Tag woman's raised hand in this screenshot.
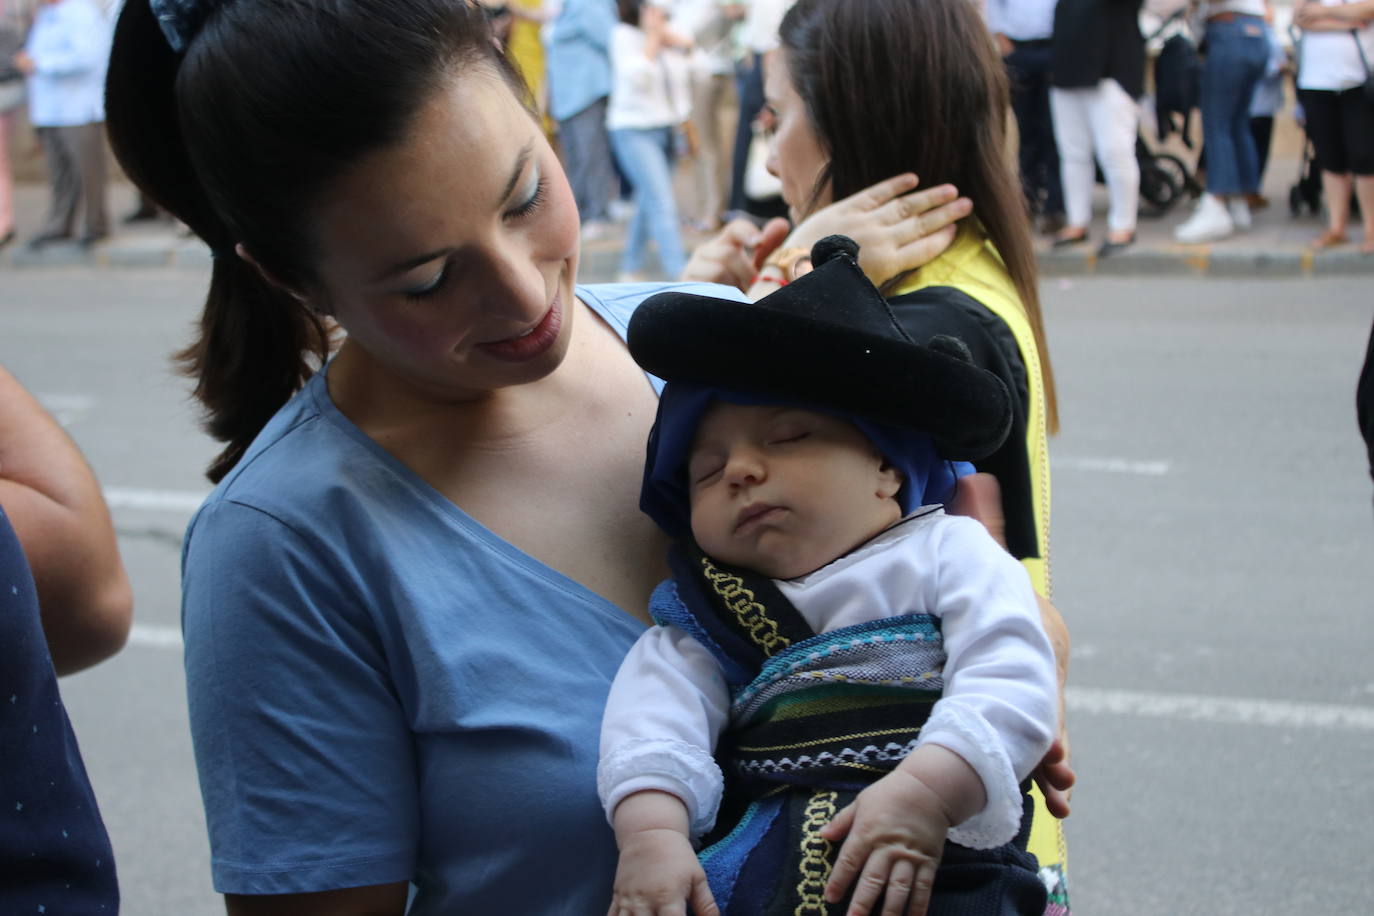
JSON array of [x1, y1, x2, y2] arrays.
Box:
[[785, 173, 972, 289], [680, 216, 791, 290]]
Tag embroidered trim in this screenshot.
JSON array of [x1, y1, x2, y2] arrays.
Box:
[[700, 556, 791, 654], [794, 790, 838, 915], [736, 738, 920, 778]]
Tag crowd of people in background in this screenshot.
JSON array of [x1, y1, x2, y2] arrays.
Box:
[[0, 1, 1370, 259]]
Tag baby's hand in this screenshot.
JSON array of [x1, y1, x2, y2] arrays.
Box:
[[818, 769, 954, 916], [608, 827, 719, 916]]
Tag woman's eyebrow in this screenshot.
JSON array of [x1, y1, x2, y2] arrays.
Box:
[[373, 142, 536, 282]]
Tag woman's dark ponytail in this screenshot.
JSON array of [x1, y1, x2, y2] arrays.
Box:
[[105, 0, 512, 481], [181, 259, 330, 483]]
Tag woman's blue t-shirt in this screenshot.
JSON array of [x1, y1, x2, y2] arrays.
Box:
[[181, 283, 743, 913]]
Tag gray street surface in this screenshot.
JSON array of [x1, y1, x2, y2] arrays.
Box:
[[2, 265, 1372, 915]]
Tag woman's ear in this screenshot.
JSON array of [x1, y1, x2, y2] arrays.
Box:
[[876, 459, 904, 500]]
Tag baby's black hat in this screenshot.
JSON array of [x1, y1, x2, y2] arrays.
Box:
[[627, 235, 1013, 462]]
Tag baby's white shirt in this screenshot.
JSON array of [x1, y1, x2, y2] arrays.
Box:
[[597, 509, 1058, 850]]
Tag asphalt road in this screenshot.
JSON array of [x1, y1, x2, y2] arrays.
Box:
[[2, 266, 1371, 915]]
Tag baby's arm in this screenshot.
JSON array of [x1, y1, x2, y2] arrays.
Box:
[[599, 621, 730, 914], [609, 790, 720, 916], [819, 743, 985, 916], [818, 515, 1057, 915]]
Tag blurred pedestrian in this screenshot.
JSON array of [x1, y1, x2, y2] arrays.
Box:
[[1293, 0, 1374, 253], [15, 0, 111, 248], [725, 0, 789, 222], [548, 0, 619, 236], [0, 0, 27, 248], [987, 0, 1066, 236], [673, 0, 742, 231], [0, 362, 131, 912], [1049, 0, 1145, 257], [1244, 3, 1287, 210], [607, 0, 691, 278], [1173, 1, 1269, 244]]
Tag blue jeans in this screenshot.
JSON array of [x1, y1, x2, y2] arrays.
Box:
[[1200, 18, 1269, 196], [558, 97, 615, 224], [610, 126, 686, 278]]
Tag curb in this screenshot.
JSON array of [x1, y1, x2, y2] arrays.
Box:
[[1037, 245, 1374, 277], [4, 235, 1371, 278]]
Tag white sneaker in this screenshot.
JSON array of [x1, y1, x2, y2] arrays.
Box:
[[1174, 194, 1233, 244], [1227, 197, 1252, 232]]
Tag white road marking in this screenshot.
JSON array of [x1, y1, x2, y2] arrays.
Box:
[[1052, 457, 1172, 476], [1066, 686, 1374, 732], [128, 623, 184, 650], [37, 393, 96, 427], [104, 488, 208, 513], [115, 628, 1374, 733]]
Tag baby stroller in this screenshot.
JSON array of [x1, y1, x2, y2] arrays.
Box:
[[1137, 8, 1204, 216], [1289, 134, 1323, 217]]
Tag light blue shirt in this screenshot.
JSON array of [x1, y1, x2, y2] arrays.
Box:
[[546, 0, 618, 122], [984, 0, 1057, 42], [23, 0, 110, 127], [181, 282, 747, 913]]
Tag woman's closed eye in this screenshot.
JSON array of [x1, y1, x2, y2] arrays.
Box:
[[403, 264, 451, 300], [505, 175, 548, 222]]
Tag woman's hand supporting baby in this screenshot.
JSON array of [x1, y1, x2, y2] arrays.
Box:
[[609, 790, 720, 916], [818, 744, 986, 916]]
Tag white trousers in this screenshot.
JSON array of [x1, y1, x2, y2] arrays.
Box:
[[1050, 79, 1141, 233]]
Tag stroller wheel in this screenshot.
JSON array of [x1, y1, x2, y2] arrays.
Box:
[[1140, 163, 1183, 217]]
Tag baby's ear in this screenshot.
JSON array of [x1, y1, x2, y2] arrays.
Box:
[[876, 459, 904, 500]]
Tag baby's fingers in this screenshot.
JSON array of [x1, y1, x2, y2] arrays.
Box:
[[689, 873, 720, 916], [819, 801, 856, 842], [842, 849, 894, 916], [822, 825, 869, 904]]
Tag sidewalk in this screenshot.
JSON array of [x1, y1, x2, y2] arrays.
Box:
[[4, 152, 1371, 277]]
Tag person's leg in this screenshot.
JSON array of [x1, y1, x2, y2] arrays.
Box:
[[1247, 115, 1274, 208], [0, 113, 13, 241], [1341, 87, 1374, 251], [612, 127, 685, 278], [1006, 46, 1041, 214], [559, 98, 613, 225], [1087, 78, 1140, 240], [35, 126, 77, 241], [1198, 23, 1261, 196], [727, 53, 765, 215], [609, 129, 647, 274], [1250, 116, 1274, 187], [1299, 89, 1351, 246], [73, 122, 108, 240], [1010, 45, 1063, 223], [690, 71, 728, 228], [1048, 87, 1095, 240]]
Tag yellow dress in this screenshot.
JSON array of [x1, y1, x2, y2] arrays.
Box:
[[896, 225, 1069, 914], [504, 0, 553, 137]]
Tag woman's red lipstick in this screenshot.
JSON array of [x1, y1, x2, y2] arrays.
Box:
[[477, 295, 563, 362]]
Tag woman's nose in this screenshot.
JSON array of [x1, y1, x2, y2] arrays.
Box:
[[484, 238, 551, 324]]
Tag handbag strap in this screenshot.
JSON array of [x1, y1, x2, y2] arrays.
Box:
[[1354, 28, 1373, 79]]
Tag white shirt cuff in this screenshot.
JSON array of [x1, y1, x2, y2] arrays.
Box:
[[917, 699, 1024, 850], [597, 737, 725, 839]]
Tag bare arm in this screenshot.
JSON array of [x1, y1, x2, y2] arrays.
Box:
[[225, 883, 410, 916], [0, 365, 132, 675]]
